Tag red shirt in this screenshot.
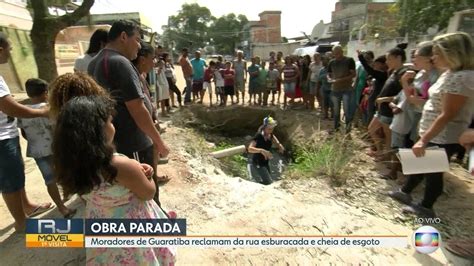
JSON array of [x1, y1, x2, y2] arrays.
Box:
[[204, 68, 213, 82], [223, 69, 234, 86]]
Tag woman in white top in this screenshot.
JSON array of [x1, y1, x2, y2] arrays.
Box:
[[74, 29, 108, 73], [389, 32, 474, 218]]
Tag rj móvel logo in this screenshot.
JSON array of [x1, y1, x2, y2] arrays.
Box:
[[26, 219, 84, 248]]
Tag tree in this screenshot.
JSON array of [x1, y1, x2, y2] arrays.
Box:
[[396, 0, 473, 36], [163, 3, 213, 52], [28, 0, 94, 82], [161, 3, 248, 55], [209, 14, 248, 54]]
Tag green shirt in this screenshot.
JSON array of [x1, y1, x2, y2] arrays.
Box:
[[258, 69, 268, 87]]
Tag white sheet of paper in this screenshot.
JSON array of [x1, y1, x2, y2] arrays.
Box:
[[397, 148, 450, 175]]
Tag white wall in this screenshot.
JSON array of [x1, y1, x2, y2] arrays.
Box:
[[346, 39, 417, 61], [252, 42, 302, 60]]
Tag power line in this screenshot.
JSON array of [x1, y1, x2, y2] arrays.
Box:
[[165, 25, 282, 35]]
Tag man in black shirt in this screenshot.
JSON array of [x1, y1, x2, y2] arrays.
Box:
[[88, 20, 169, 204], [327, 46, 356, 133]]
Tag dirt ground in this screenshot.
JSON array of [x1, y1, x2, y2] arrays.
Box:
[[1, 66, 473, 265]]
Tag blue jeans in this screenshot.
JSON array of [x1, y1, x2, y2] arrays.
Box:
[[34, 156, 54, 185], [184, 77, 193, 103], [0, 137, 25, 193], [331, 90, 354, 130], [321, 89, 333, 110]]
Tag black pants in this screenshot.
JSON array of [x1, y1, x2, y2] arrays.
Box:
[[167, 78, 182, 105], [401, 143, 461, 209], [122, 145, 161, 206]]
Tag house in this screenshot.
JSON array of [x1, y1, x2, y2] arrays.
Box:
[[328, 0, 397, 44], [242, 11, 282, 56]]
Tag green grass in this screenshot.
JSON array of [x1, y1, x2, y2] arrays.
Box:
[[288, 136, 354, 186]]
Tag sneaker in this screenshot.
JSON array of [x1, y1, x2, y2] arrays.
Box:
[[402, 203, 436, 218], [388, 189, 413, 205]]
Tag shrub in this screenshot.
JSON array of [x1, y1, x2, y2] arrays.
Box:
[[288, 136, 354, 186]]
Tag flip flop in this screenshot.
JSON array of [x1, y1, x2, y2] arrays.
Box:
[[63, 208, 77, 219], [27, 203, 53, 218], [158, 157, 169, 165]]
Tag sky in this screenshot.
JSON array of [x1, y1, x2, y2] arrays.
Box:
[[90, 0, 338, 38]]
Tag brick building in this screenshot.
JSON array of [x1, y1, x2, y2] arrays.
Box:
[[329, 0, 397, 44], [243, 11, 282, 56]]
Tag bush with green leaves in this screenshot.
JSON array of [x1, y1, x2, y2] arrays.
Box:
[[288, 137, 354, 186]]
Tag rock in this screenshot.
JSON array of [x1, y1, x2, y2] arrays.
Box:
[[206, 142, 216, 149], [244, 135, 253, 141], [205, 166, 216, 175]]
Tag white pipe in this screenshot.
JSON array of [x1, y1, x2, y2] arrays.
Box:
[[210, 145, 246, 159]]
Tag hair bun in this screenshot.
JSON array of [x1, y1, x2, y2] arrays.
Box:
[[396, 43, 408, 50]]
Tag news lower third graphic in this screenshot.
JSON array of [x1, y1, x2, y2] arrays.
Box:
[[27, 218, 413, 249], [413, 225, 441, 254]]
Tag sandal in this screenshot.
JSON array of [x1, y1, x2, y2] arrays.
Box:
[[26, 202, 53, 218], [157, 157, 169, 165]]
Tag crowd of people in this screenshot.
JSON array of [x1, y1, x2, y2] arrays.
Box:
[[0, 17, 473, 264]]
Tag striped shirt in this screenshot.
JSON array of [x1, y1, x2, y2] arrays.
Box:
[[283, 64, 298, 82]]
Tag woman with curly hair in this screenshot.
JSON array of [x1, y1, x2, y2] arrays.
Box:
[[48, 72, 109, 119]]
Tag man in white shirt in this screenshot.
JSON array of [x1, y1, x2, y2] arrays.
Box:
[[0, 32, 51, 231]]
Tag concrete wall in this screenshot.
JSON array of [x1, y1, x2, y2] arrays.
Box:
[[346, 38, 417, 62], [0, 1, 32, 30], [251, 42, 302, 60], [55, 25, 111, 68], [0, 27, 37, 93]]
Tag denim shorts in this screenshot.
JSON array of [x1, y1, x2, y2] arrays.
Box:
[[284, 82, 296, 95], [234, 78, 245, 92], [34, 155, 54, 185], [376, 113, 393, 125], [309, 81, 318, 95], [0, 137, 26, 193], [391, 131, 407, 149]]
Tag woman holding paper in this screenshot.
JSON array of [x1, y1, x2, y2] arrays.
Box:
[[389, 32, 474, 218]]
